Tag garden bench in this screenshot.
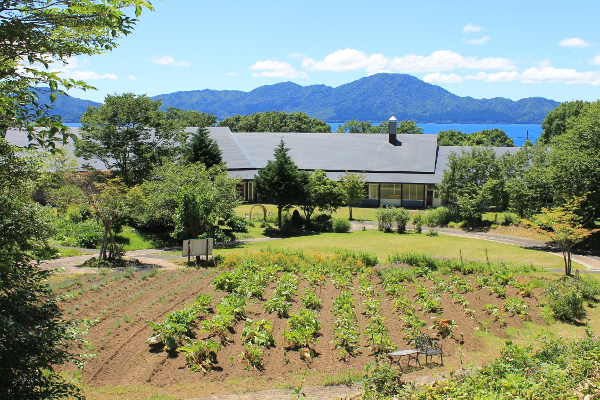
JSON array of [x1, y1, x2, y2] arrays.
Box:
[[387, 334, 443, 370]]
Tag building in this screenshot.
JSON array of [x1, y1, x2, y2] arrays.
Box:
[[207, 125, 519, 208]]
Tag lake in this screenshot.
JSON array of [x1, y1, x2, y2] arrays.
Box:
[[65, 122, 542, 147], [328, 123, 542, 147]]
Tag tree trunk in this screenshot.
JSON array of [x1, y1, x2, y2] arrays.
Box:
[[277, 205, 283, 228], [99, 230, 108, 260], [349, 206, 353, 220]]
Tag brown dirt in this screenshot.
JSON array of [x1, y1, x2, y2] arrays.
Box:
[[56, 266, 547, 399]]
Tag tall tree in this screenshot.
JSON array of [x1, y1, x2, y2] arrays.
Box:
[[181, 127, 223, 167], [540, 100, 590, 144], [161, 107, 217, 128], [437, 129, 469, 146], [0, 0, 154, 147], [397, 120, 423, 134], [467, 128, 514, 147], [254, 139, 307, 228], [336, 119, 387, 133], [76, 93, 185, 186], [338, 172, 366, 220], [218, 111, 331, 133], [438, 148, 505, 223]]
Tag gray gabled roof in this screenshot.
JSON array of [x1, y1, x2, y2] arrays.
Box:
[[209, 128, 439, 173]]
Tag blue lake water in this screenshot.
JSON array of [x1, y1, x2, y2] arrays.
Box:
[[65, 122, 542, 147], [328, 123, 542, 147]]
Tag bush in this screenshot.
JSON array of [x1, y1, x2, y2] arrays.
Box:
[[544, 275, 599, 322], [363, 361, 405, 399], [226, 216, 248, 233], [332, 218, 351, 233], [376, 206, 395, 232], [412, 213, 423, 233], [394, 207, 411, 234], [424, 206, 456, 227], [312, 214, 333, 232]]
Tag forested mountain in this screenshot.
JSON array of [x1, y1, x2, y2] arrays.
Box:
[[45, 73, 559, 123]]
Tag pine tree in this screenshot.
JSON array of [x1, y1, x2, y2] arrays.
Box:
[[182, 127, 223, 167]]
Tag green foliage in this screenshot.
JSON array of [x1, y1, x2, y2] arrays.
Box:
[[300, 170, 344, 224], [264, 296, 293, 318], [544, 275, 599, 321], [146, 294, 213, 350], [0, 0, 154, 147], [439, 148, 505, 223], [394, 207, 411, 233], [423, 206, 456, 227], [179, 339, 221, 373], [437, 128, 514, 146], [218, 111, 331, 133], [363, 360, 405, 399], [180, 127, 223, 167], [339, 172, 366, 220], [134, 163, 240, 237], [336, 119, 387, 133], [300, 288, 323, 310], [376, 206, 395, 232], [241, 319, 276, 347], [412, 212, 423, 233], [242, 343, 265, 370], [283, 308, 322, 350], [332, 218, 351, 233], [77, 93, 185, 187], [540, 100, 590, 144], [254, 139, 307, 228], [401, 335, 600, 399]]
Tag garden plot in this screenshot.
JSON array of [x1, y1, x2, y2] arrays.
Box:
[[52, 248, 570, 398]]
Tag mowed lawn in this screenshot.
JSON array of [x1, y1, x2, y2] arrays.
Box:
[[214, 229, 571, 271]]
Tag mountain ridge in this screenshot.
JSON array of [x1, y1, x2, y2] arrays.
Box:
[[48, 73, 559, 124]]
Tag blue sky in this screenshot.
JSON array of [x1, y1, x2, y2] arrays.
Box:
[[57, 0, 600, 104]]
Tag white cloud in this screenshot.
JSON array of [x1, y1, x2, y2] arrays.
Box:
[[50, 67, 117, 80], [226, 72, 241, 77], [520, 66, 600, 85], [423, 73, 464, 83], [590, 55, 600, 66], [463, 36, 491, 45], [463, 23, 484, 33], [151, 55, 191, 67], [558, 38, 592, 48], [466, 71, 520, 82], [288, 53, 306, 59], [388, 50, 515, 72], [250, 60, 308, 78], [301, 49, 515, 74], [303, 49, 388, 74], [129, 76, 137, 80]]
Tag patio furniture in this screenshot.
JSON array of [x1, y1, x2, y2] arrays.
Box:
[[414, 334, 443, 365]]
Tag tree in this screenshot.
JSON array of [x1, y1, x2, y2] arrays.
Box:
[[181, 127, 223, 167], [466, 128, 514, 147], [218, 111, 331, 133], [76, 93, 186, 186], [438, 148, 505, 223], [338, 172, 366, 220], [437, 129, 468, 146], [133, 163, 240, 235], [161, 107, 217, 128], [0, 139, 85, 399], [254, 139, 307, 228], [547, 100, 600, 213], [525, 194, 600, 275], [299, 170, 344, 225], [397, 120, 423, 134], [336, 120, 387, 133], [503, 145, 553, 218], [0, 0, 154, 147], [540, 100, 589, 144]]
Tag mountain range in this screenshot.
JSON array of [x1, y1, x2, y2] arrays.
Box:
[[48, 73, 560, 124]]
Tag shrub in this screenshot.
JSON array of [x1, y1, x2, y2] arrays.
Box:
[[241, 319, 275, 347], [363, 361, 405, 399], [179, 339, 221, 372], [332, 218, 351, 233], [424, 206, 456, 227], [394, 207, 411, 234], [544, 277, 587, 321], [226, 215, 248, 233], [413, 213, 423, 233], [376, 206, 395, 232], [312, 214, 333, 232]]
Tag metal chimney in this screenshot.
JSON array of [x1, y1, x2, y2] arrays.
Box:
[[388, 116, 398, 145]]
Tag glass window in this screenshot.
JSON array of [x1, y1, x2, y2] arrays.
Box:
[[368, 184, 379, 199], [402, 184, 425, 201]]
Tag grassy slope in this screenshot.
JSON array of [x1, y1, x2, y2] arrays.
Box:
[[214, 230, 571, 270]]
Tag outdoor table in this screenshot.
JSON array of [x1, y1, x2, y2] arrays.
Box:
[[387, 349, 421, 371]]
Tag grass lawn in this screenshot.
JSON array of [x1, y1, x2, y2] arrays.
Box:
[[214, 229, 573, 270], [235, 204, 380, 222]]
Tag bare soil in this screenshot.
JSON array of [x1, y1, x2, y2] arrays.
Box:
[[55, 265, 545, 399]]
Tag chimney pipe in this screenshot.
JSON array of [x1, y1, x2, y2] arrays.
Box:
[[388, 116, 397, 145]]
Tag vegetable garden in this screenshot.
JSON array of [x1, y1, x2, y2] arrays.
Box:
[[51, 249, 600, 399]]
